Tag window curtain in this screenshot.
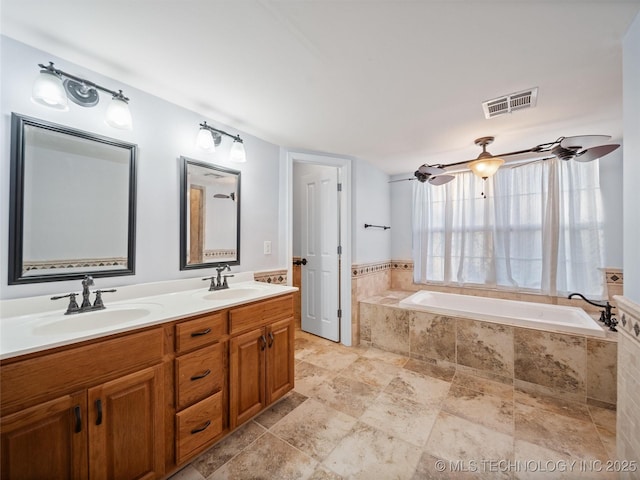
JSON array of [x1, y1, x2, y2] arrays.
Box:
[[412, 158, 605, 297]]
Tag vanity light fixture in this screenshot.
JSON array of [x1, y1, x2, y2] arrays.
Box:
[[196, 121, 247, 163], [31, 62, 133, 130]]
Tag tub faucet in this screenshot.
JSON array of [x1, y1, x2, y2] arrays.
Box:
[[568, 292, 617, 331]]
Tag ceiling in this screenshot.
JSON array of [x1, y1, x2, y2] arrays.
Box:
[[2, 1, 639, 175]]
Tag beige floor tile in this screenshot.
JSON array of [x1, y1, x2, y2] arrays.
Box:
[[322, 422, 422, 480], [309, 464, 344, 479], [209, 432, 317, 480], [514, 403, 608, 461], [384, 367, 451, 406], [411, 452, 480, 479], [360, 391, 440, 447], [303, 345, 360, 371], [595, 425, 617, 461], [294, 360, 337, 397], [168, 465, 205, 480], [443, 384, 514, 435], [254, 390, 308, 429], [514, 389, 592, 423], [589, 405, 617, 432], [190, 421, 267, 477], [453, 371, 514, 399], [403, 357, 456, 382], [513, 440, 617, 480], [362, 346, 410, 367], [270, 398, 357, 461], [424, 411, 514, 473], [339, 355, 404, 389], [308, 375, 381, 418]]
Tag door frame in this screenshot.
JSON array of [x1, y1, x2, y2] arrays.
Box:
[[283, 151, 352, 346]]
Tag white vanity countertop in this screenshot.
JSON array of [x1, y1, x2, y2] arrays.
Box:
[[0, 277, 297, 360]]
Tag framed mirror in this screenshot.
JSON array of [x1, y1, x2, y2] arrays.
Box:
[[8, 113, 137, 284], [180, 157, 241, 270]]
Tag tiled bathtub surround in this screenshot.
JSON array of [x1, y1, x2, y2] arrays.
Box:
[[360, 291, 617, 406], [615, 295, 640, 477], [351, 262, 391, 345], [172, 330, 618, 480]]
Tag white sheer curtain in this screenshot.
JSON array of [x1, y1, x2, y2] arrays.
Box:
[[412, 158, 605, 297]]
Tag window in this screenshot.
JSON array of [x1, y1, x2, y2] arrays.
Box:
[[412, 158, 605, 297]]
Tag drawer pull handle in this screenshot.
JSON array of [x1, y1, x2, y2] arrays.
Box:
[[95, 399, 103, 426], [190, 369, 211, 381], [190, 420, 211, 434], [191, 328, 211, 337], [268, 332, 274, 348], [260, 335, 267, 351], [73, 405, 82, 433]]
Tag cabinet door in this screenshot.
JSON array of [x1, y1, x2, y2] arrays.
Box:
[[229, 327, 266, 429], [1, 392, 88, 480], [88, 365, 164, 480], [266, 318, 295, 404]]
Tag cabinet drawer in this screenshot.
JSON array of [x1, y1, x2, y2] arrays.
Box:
[[176, 313, 226, 353], [229, 295, 293, 335], [175, 391, 223, 464], [175, 343, 223, 410]]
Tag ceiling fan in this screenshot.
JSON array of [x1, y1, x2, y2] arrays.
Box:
[[391, 135, 620, 185]]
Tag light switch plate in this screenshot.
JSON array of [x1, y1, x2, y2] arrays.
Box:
[[263, 241, 272, 255]]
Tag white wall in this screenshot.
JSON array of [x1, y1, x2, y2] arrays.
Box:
[[623, 13, 640, 304], [352, 158, 391, 264], [1, 36, 284, 299], [389, 156, 625, 268]]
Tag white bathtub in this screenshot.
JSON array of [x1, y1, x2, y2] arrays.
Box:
[[399, 290, 606, 338]]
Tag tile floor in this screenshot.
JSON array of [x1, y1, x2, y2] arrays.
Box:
[[170, 330, 618, 479]]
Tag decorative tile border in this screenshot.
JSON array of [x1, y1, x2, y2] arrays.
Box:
[[351, 261, 392, 278], [615, 295, 640, 344], [254, 269, 288, 285], [605, 268, 623, 285], [23, 257, 127, 272], [203, 249, 237, 260], [390, 260, 414, 271]]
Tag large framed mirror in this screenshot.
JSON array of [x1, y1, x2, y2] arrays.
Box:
[[180, 157, 241, 270], [8, 113, 137, 284]]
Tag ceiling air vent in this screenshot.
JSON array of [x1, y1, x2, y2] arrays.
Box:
[[482, 87, 538, 119]]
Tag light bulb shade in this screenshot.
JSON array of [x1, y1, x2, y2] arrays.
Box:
[[196, 128, 216, 152], [468, 157, 504, 178], [105, 96, 133, 130], [229, 140, 246, 163], [32, 70, 68, 110]]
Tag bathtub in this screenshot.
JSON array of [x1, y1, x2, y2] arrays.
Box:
[[399, 290, 606, 338]]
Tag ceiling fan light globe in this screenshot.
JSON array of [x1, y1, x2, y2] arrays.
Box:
[[468, 158, 504, 178]]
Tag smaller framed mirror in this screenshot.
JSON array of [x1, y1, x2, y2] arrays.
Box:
[[180, 157, 240, 270]]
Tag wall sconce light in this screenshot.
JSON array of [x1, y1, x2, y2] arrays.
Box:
[[32, 62, 133, 130], [468, 136, 504, 179], [196, 121, 246, 163]]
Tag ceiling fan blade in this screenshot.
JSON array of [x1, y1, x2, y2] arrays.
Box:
[[428, 174, 455, 186], [418, 164, 446, 175], [560, 135, 611, 150], [388, 177, 416, 183], [574, 144, 620, 162]]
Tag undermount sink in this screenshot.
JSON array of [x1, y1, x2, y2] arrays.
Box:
[[198, 288, 264, 301], [32, 303, 163, 335]]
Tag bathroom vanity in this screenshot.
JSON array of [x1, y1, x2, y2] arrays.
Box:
[[0, 279, 296, 479]]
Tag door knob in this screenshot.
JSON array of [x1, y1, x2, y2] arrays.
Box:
[[293, 258, 307, 266]]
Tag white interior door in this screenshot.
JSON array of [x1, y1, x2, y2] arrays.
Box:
[[301, 167, 340, 341]]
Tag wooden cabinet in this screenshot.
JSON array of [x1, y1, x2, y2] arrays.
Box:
[[1, 392, 88, 480], [88, 366, 164, 480], [0, 291, 295, 479], [0, 328, 165, 480], [229, 295, 294, 429], [173, 312, 227, 464]]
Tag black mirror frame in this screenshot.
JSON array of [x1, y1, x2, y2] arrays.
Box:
[[179, 157, 241, 271], [8, 113, 137, 284]]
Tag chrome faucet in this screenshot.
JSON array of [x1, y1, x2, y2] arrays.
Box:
[[568, 292, 617, 331], [51, 275, 117, 315], [203, 264, 233, 291]]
